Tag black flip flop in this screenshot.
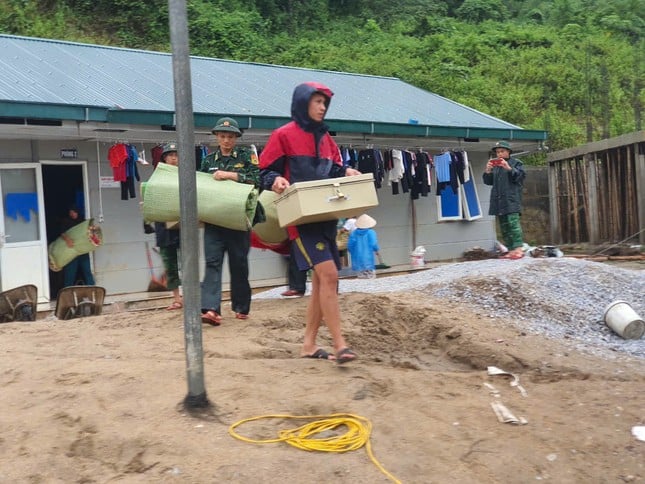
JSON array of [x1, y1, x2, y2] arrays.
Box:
[[302, 348, 334, 360], [336, 348, 357, 364]]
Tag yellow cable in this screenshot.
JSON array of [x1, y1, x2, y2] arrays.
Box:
[[229, 413, 402, 484]]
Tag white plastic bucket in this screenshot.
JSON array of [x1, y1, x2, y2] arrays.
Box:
[[603, 300, 645, 340], [410, 246, 426, 268], [410, 255, 425, 268]]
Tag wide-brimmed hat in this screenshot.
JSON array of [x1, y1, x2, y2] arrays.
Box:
[[212, 117, 242, 136], [492, 140, 512, 152], [355, 214, 377, 229]]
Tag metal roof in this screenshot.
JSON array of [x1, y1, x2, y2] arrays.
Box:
[[0, 34, 547, 146]]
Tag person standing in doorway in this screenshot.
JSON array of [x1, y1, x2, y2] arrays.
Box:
[[60, 204, 96, 287], [482, 140, 527, 260], [154, 143, 183, 310], [260, 81, 362, 363], [200, 117, 260, 325]]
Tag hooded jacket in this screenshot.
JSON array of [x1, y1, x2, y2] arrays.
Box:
[[259, 82, 346, 190], [347, 227, 380, 272]]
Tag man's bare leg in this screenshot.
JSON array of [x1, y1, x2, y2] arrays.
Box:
[[306, 260, 350, 352], [301, 268, 324, 356]]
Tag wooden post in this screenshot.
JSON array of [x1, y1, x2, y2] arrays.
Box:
[[568, 160, 579, 242], [578, 155, 590, 242], [599, 152, 608, 240], [586, 153, 599, 244], [635, 140, 645, 245], [548, 161, 561, 244], [625, 146, 635, 239]]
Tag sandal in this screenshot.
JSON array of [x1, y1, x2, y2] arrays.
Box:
[[301, 348, 335, 360], [201, 310, 222, 326], [504, 250, 524, 260], [166, 301, 183, 311], [235, 312, 249, 320], [336, 347, 357, 364]]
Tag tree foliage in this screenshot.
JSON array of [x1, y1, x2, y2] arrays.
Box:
[[1, 0, 643, 156]]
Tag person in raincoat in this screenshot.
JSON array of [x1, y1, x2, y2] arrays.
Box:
[[482, 140, 526, 259], [347, 214, 380, 279], [259, 81, 361, 364]]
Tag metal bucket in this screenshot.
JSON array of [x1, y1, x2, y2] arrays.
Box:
[[603, 300, 645, 340]]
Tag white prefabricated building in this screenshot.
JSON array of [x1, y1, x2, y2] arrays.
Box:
[[0, 34, 548, 303]]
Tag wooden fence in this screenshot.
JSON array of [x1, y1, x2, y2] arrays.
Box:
[[547, 131, 645, 245]]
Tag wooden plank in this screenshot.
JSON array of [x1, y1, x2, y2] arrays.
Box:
[[586, 153, 599, 244], [547, 130, 645, 163]]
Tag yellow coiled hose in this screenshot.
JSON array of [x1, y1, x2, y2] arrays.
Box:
[[229, 413, 401, 483]]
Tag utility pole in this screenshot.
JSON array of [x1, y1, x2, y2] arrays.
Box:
[[168, 0, 210, 409]]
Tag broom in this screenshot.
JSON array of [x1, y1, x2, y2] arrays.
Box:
[[375, 251, 390, 270], [145, 241, 168, 292]]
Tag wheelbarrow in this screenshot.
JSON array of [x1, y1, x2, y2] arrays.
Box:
[[55, 285, 106, 320], [0, 284, 37, 323]]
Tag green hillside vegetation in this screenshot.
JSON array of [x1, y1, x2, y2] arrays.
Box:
[[1, 0, 643, 161]]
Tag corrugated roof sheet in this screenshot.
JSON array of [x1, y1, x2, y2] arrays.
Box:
[[0, 34, 540, 138]]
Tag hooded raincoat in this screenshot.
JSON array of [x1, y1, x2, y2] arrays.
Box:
[[482, 156, 526, 216], [347, 228, 380, 272], [259, 82, 346, 189]]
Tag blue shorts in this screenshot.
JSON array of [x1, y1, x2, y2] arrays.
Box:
[[292, 220, 341, 271]]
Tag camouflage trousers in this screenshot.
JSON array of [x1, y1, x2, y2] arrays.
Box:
[[498, 213, 524, 250], [160, 246, 181, 290]]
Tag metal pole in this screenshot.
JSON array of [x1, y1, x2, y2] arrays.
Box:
[[168, 0, 209, 408]]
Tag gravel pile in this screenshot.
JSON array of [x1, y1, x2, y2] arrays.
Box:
[[254, 258, 645, 360]]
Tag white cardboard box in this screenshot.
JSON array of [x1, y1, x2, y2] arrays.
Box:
[[274, 173, 378, 227]]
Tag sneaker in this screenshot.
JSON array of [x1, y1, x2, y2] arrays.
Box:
[[281, 289, 305, 298]]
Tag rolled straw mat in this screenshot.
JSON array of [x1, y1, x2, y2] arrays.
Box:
[[48, 219, 103, 272], [142, 163, 258, 231], [252, 190, 288, 244]]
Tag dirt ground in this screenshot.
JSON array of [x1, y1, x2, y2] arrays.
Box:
[[1, 263, 644, 483]]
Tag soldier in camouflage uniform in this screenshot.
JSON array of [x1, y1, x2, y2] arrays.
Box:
[[200, 117, 260, 325]]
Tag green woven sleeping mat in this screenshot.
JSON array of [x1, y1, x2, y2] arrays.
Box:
[[142, 163, 258, 231], [48, 219, 103, 272], [252, 189, 288, 244]]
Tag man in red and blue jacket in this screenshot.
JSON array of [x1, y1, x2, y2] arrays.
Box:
[[260, 82, 361, 364]]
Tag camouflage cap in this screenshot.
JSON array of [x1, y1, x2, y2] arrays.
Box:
[[212, 117, 242, 137], [162, 142, 178, 156]]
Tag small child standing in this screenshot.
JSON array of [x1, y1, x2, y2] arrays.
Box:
[[347, 214, 380, 279]]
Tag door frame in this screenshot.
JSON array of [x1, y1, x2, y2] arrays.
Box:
[[0, 162, 49, 302], [41, 160, 91, 301]]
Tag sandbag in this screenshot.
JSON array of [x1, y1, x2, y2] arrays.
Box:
[[141, 163, 258, 231], [48, 219, 103, 272], [251, 190, 288, 244]]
